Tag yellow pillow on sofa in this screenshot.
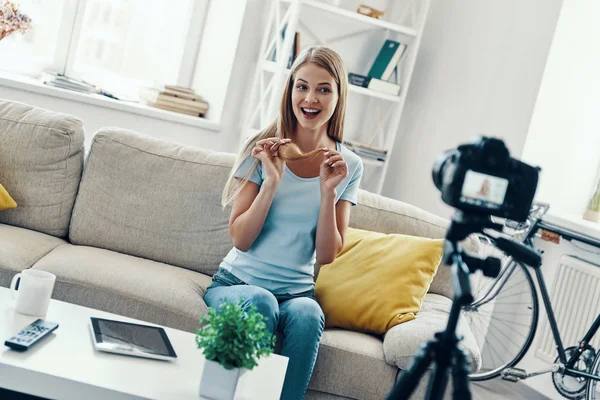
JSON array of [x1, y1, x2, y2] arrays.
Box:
[[315, 228, 443, 335], [0, 184, 17, 211]]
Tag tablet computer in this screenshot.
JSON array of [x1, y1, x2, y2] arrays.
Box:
[[89, 317, 177, 361]]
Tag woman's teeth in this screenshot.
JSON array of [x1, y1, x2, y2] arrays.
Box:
[[302, 108, 321, 116]]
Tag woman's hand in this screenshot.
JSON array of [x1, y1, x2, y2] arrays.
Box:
[[320, 148, 348, 194], [252, 138, 291, 187]]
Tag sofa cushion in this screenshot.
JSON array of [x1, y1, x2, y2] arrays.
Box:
[[308, 329, 397, 400], [316, 228, 444, 335], [0, 223, 67, 287], [31, 244, 213, 332], [351, 190, 480, 300], [69, 128, 234, 276], [0, 99, 85, 237], [382, 293, 482, 372]]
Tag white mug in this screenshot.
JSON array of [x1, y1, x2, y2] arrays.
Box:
[[10, 270, 56, 316]]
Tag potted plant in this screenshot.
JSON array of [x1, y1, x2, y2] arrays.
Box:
[[196, 300, 275, 400]]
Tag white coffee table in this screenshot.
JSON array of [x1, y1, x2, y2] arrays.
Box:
[[0, 287, 288, 399]]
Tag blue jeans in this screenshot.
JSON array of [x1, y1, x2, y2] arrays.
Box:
[[204, 268, 324, 400]]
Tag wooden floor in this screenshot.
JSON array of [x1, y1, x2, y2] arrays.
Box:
[[471, 378, 551, 400]]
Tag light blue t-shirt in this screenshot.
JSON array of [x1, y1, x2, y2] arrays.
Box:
[[220, 141, 364, 295]]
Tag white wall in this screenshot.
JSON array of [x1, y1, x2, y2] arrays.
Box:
[[521, 0, 600, 216], [382, 0, 563, 218], [192, 0, 248, 124]]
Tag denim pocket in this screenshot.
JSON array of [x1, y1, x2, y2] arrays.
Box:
[[211, 268, 245, 287]]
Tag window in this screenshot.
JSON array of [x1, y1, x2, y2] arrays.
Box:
[[1, 0, 207, 98]]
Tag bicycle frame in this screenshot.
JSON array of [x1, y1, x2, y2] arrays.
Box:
[[471, 205, 600, 383], [522, 232, 600, 382], [531, 263, 600, 381], [469, 204, 550, 310], [468, 256, 519, 309]]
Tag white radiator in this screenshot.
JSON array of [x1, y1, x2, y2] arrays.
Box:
[[535, 255, 600, 362]]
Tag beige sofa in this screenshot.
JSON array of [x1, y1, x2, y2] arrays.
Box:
[[0, 99, 481, 399]]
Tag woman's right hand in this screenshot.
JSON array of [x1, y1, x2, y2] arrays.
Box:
[[252, 138, 291, 187]]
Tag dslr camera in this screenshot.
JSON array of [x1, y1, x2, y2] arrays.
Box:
[[432, 136, 539, 222]]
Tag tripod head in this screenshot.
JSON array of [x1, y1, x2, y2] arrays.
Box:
[[445, 210, 542, 271]]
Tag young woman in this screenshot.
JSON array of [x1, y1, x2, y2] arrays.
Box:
[[204, 46, 363, 400]]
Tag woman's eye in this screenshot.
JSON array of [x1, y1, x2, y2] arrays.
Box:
[[319, 87, 331, 93], [296, 84, 307, 91]]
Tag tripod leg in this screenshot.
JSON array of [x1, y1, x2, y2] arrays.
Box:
[[451, 345, 472, 400], [426, 363, 450, 400], [425, 332, 453, 400], [386, 340, 436, 400]]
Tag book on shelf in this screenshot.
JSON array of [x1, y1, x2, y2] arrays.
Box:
[[368, 40, 408, 82], [344, 140, 387, 162], [271, 24, 300, 69], [348, 73, 401, 95], [140, 86, 208, 117]]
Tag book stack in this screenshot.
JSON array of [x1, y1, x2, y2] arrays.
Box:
[[140, 85, 208, 117], [348, 39, 407, 96], [343, 140, 387, 162], [348, 72, 402, 95]]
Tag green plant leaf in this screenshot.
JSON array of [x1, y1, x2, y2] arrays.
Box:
[[196, 299, 275, 371]]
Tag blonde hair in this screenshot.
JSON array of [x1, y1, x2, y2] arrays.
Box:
[[221, 46, 349, 207]]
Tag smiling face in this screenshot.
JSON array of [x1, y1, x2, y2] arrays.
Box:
[[291, 62, 339, 134]]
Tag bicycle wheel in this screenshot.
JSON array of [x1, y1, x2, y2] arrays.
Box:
[[465, 258, 539, 380], [587, 353, 600, 400]]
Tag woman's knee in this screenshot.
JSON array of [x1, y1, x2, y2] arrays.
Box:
[[245, 287, 278, 314], [283, 298, 325, 333], [242, 287, 279, 332], [204, 285, 279, 330]]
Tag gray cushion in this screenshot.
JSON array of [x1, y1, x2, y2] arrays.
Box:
[[353, 190, 449, 239], [0, 223, 66, 287], [69, 128, 234, 276], [383, 293, 482, 372], [31, 244, 213, 332], [0, 99, 84, 237], [308, 328, 398, 400]]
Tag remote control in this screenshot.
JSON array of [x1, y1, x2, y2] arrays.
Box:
[[5, 319, 59, 351]]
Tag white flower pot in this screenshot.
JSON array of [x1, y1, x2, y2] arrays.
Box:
[[199, 359, 242, 400]]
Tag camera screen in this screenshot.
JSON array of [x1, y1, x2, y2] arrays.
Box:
[[460, 170, 509, 210]]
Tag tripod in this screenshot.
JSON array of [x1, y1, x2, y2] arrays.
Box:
[[386, 212, 540, 400]]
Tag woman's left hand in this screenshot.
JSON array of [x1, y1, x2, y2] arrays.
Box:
[[320, 148, 348, 194]]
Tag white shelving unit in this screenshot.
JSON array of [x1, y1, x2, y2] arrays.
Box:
[[241, 0, 431, 194]]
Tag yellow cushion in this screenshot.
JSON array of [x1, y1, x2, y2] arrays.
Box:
[[0, 184, 17, 211], [315, 228, 443, 335]]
